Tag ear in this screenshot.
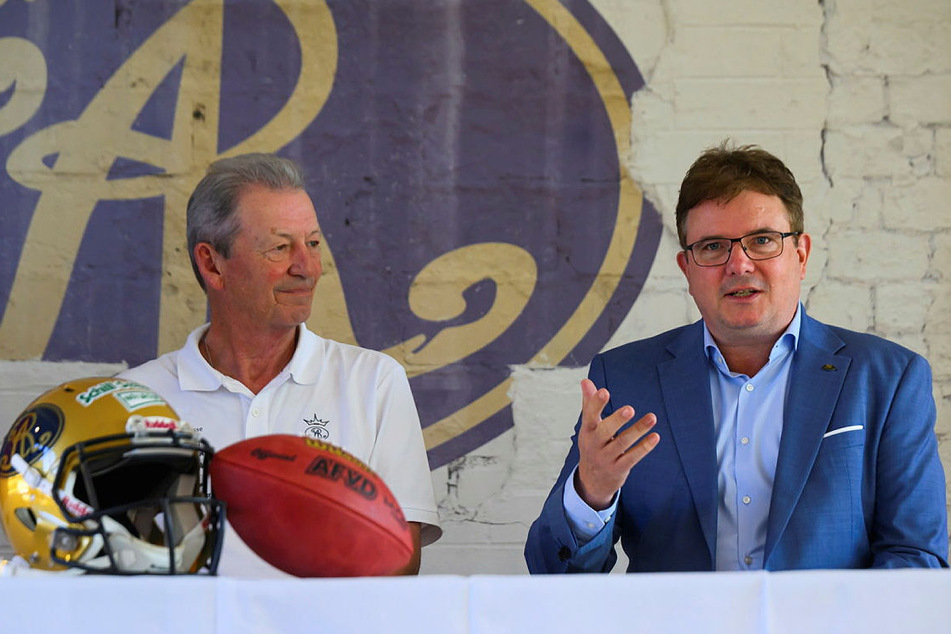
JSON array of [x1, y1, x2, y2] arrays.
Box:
[[796, 233, 812, 280], [194, 243, 225, 291], [676, 249, 689, 277]]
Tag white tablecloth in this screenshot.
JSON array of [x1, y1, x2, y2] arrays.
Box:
[[3, 569, 948, 633]]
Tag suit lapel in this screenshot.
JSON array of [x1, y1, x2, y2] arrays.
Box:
[[658, 323, 718, 564], [763, 314, 849, 565]]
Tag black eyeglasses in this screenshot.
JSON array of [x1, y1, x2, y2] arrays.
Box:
[[685, 231, 802, 267]]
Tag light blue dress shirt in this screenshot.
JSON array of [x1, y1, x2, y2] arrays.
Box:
[[564, 306, 802, 570]]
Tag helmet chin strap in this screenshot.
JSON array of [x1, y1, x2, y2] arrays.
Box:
[[85, 514, 206, 573]]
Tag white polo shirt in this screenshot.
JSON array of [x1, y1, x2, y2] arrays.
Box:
[[120, 323, 441, 576]]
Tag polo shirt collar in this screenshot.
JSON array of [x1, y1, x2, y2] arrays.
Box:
[[177, 323, 322, 391]]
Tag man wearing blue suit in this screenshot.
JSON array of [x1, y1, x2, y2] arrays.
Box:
[[525, 143, 948, 572]]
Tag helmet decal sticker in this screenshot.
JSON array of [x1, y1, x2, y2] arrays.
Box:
[[74, 379, 166, 411], [0, 404, 65, 478]]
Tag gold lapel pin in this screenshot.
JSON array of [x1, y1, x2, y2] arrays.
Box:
[[821, 364, 837, 371]]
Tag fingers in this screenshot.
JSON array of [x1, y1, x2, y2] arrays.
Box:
[[613, 412, 658, 457], [580, 379, 638, 441], [575, 379, 660, 509], [579, 378, 606, 431]]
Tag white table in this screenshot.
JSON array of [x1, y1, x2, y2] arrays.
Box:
[[2, 569, 948, 633]]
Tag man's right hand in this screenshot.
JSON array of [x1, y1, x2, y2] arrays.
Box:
[[575, 378, 659, 510]]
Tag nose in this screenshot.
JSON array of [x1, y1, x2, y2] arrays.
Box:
[[723, 240, 755, 275], [288, 243, 322, 280]]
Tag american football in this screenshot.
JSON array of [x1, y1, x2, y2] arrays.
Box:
[[209, 434, 413, 577]]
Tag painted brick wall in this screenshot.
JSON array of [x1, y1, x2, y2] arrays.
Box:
[[1, 0, 948, 576]]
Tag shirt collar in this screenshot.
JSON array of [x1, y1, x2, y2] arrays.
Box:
[[285, 323, 321, 384], [177, 323, 320, 390], [703, 302, 802, 371], [178, 323, 220, 391]]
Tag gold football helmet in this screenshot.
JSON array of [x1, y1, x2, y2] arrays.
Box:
[[0, 377, 223, 574]]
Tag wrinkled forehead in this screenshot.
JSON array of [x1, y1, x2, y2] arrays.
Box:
[[234, 185, 320, 233]]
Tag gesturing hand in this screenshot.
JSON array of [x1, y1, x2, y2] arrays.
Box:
[[575, 378, 659, 510]]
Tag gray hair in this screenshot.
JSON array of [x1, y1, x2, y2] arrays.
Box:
[[186, 153, 306, 289]]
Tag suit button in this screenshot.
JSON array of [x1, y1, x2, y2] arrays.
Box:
[[558, 546, 572, 562]]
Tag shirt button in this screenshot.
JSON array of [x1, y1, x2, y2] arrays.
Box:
[[744, 555, 753, 565], [741, 437, 750, 445], [745, 383, 754, 392], [251, 408, 260, 417], [742, 495, 751, 505]]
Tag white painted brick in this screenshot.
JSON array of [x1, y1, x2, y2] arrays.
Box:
[[850, 183, 887, 230], [670, 27, 806, 78], [421, 544, 528, 575], [864, 23, 951, 75], [823, 127, 914, 181], [589, 0, 669, 79], [832, 0, 951, 25], [673, 78, 828, 129], [670, 0, 821, 27], [889, 74, 951, 127], [826, 231, 930, 283], [802, 240, 827, 295], [883, 178, 951, 232], [804, 279, 873, 332], [925, 290, 951, 373], [606, 288, 694, 350], [776, 129, 829, 186], [819, 177, 880, 228], [509, 367, 586, 490], [933, 234, 951, 282], [875, 282, 934, 336], [630, 128, 741, 185], [780, 26, 825, 76], [826, 76, 886, 127], [936, 128, 951, 178], [824, 17, 951, 75]]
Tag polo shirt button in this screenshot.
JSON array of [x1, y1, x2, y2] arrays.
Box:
[[745, 383, 754, 392], [742, 495, 751, 505], [251, 408, 260, 417]]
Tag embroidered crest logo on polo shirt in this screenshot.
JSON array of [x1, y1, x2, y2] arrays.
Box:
[[303, 415, 331, 441]]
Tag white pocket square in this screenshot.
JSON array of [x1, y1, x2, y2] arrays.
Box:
[[822, 425, 864, 439]]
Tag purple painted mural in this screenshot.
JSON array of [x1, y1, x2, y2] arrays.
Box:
[[0, 0, 660, 467]]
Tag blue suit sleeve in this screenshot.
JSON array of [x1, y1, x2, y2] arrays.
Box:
[[870, 354, 948, 568], [524, 354, 622, 574]]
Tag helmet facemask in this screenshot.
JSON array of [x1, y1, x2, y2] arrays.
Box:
[[48, 425, 224, 574]]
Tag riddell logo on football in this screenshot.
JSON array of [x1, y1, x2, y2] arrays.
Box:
[[250, 448, 296, 462]]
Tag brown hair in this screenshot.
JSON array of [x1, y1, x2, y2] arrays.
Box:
[[675, 141, 803, 248]]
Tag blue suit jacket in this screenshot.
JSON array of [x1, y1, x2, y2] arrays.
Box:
[[525, 313, 948, 572]]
